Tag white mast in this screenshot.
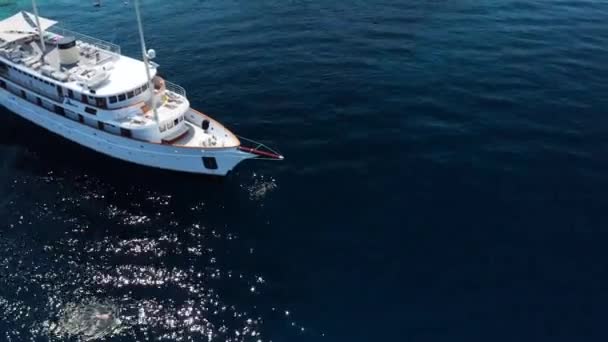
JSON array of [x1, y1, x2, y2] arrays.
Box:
[[133, 0, 158, 123], [31, 0, 46, 53]]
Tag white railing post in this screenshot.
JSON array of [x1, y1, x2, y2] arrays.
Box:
[[51, 27, 121, 55]]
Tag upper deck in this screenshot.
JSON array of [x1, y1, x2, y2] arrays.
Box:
[[0, 28, 155, 99], [0, 11, 196, 144]]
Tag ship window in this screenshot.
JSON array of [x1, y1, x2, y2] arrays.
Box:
[[174, 118, 179, 126], [134, 87, 141, 96], [97, 121, 104, 130], [0, 80, 5, 89], [96, 97, 106, 109], [54, 105, 65, 116], [68, 89, 74, 98], [202, 157, 218, 170], [85, 107, 97, 115], [159, 122, 167, 132], [20, 90, 26, 98], [81, 94, 88, 103], [120, 128, 132, 138], [78, 114, 84, 123], [142, 83, 148, 91], [109, 96, 117, 104], [127, 91, 134, 99], [36, 97, 42, 106], [118, 94, 126, 101]]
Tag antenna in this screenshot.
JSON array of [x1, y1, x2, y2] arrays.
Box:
[[133, 0, 158, 123], [31, 0, 46, 53]]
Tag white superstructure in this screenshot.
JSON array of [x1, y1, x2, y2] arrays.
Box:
[[0, 11, 283, 175]]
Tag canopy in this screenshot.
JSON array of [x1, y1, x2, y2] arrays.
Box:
[[0, 11, 57, 45]]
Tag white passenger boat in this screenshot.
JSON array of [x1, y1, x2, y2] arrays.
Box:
[[0, 7, 283, 176]]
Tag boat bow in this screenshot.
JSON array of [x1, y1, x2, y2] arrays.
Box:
[[237, 136, 284, 160]]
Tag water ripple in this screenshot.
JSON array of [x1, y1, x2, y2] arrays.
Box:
[[0, 172, 304, 341]]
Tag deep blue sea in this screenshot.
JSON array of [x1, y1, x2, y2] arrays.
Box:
[[1, 0, 608, 341]]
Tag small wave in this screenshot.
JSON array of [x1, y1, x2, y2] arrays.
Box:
[[242, 173, 278, 201], [50, 301, 122, 341]]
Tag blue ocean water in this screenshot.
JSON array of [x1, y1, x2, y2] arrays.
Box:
[[0, 0, 607, 340]]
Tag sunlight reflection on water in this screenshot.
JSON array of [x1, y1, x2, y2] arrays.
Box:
[[0, 171, 305, 341]]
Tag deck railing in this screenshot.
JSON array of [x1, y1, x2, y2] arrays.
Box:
[[165, 80, 186, 98], [49, 27, 121, 55]]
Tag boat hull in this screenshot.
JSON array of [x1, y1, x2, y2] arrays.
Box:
[[0, 89, 254, 175]]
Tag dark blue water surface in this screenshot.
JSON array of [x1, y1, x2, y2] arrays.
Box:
[[1, 0, 608, 341]]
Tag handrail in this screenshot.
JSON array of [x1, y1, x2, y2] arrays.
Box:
[[49, 27, 121, 55], [165, 80, 186, 97]]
